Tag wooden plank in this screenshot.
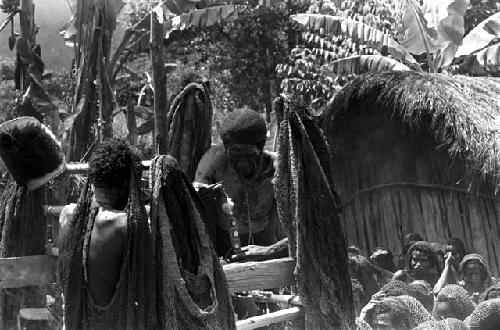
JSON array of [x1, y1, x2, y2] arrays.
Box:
[[236, 307, 303, 330], [0, 256, 56, 289], [223, 258, 295, 294], [64, 160, 152, 174], [0, 255, 295, 293]]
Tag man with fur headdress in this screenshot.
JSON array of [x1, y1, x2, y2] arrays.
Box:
[[194, 108, 288, 261]]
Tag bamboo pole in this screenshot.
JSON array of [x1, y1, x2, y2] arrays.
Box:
[[150, 7, 169, 154], [236, 307, 303, 330]]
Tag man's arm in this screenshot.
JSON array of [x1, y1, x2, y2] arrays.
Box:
[[57, 203, 77, 249], [391, 270, 409, 283], [231, 237, 289, 262], [433, 252, 456, 295]]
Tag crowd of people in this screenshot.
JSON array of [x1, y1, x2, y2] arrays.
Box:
[[348, 233, 500, 329]]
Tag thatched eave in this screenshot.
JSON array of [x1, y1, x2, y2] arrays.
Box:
[[323, 71, 500, 188]]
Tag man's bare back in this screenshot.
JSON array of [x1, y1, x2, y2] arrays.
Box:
[[59, 203, 127, 306]]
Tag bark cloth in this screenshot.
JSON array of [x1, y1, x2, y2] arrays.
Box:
[[274, 96, 354, 329], [60, 155, 235, 329]]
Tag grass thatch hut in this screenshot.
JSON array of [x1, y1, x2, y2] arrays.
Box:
[[322, 71, 500, 276]]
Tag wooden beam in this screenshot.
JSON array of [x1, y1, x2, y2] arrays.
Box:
[[223, 258, 295, 294], [236, 307, 303, 330], [0, 256, 56, 289], [0, 255, 295, 293], [64, 160, 152, 174]]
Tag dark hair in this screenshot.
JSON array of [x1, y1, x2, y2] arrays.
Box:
[[403, 233, 423, 253], [89, 139, 138, 188], [407, 241, 440, 272], [445, 238, 467, 258]]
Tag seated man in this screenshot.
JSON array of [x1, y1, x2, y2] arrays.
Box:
[[458, 254, 497, 303], [392, 241, 440, 287], [58, 140, 156, 329], [194, 108, 288, 261]]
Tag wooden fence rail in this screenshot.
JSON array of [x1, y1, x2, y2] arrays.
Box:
[[0, 256, 295, 293]]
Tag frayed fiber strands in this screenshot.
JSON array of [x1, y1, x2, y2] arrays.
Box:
[[59, 161, 157, 329], [149, 155, 235, 329], [0, 179, 47, 329], [274, 96, 354, 329], [324, 71, 500, 189]]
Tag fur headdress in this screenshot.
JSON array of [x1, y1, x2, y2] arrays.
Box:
[[220, 109, 267, 146], [0, 117, 64, 190]]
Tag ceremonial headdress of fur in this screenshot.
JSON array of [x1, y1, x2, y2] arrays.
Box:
[[0, 116, 64, 190], [220, 109, 267, 146]]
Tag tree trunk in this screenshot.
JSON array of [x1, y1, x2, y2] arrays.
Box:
[[150, 11, 168, 154]]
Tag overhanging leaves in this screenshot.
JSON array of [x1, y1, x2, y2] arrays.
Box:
[[164, 5, 239, 39], [456, 12, 500, 57], [329, 55, 411, 75], [396, 0, 442, 55], [458, 43, 500, 76], [423, 0, 469, 45], [291, 13, 418, 65]]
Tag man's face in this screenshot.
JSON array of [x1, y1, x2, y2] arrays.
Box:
[[463, 262, 484, 289], [445, 244, 463, 267], [433, 301, 456, 320], [372, 312, 397, 330], [225, 144, 262, 179], [411, 250, 431, 275]]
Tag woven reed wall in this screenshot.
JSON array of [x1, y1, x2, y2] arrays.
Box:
[[326, 113, 500, 276]]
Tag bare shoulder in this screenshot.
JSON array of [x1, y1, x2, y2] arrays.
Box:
[[94, 210, 128, 237], [59, 203, 77, 229], [392, 269, 407, 281]]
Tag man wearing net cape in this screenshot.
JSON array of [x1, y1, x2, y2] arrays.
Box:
[[194, 108, 288, 262]]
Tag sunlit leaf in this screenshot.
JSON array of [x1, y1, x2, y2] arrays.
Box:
[[329, 55, 411, 75], [456, 12, 500, 57], [396, 0, 442, 55]]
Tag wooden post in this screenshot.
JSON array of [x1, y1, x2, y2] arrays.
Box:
[[150, 9, 169, 155]]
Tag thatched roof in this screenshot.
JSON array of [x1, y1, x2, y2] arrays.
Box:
[[323, 71, 500, 188]]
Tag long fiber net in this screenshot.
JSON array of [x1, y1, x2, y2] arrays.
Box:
[[274, 95, 354, 329]]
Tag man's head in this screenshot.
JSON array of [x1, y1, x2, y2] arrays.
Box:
[[445, 238, 467, 269], [407, 241, 438, 277], [89, 139, 138, 209], [220, 108, 267, 179], [403, 233, 423, 254]]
